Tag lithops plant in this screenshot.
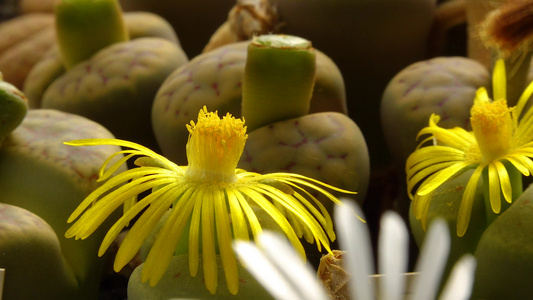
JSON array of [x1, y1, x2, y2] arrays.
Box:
[[381, 57, 489, 173], [41, 37, 187, 151], [0, 80, 126, 299], [472, 182, 533, 299], [0, 110, 126, 300], [0, 203, 81, 300], [152, 38, 348, 163], [54, 0, 129, 69], [0, 14, 53, 56], [35, 0, 188, 151], [0, 74, 28, 146], [128, 255, 274, 300], [123, 11, 180, 45], [1, 9, 177, 94], [23, 10, 181, 109], [0, 13, 55, 89], [23, 45, 64, 109]]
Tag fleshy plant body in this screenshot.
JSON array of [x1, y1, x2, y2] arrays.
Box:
[[0, 73, 28, 146], [65, 107, 355, 295], [55, 0, 129, 69], [44, 0, 188, 151], [242, 34, 316, 132], [0, 107, 127, 300], [406, 59, 533, 236]]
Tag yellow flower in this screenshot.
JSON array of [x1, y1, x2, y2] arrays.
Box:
[[65, 106, 355, 295], [406, 59, 533, 237]]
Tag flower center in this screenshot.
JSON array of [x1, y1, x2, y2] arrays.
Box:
[[184, 107, 248, 183], [470, 96, 513, 162]]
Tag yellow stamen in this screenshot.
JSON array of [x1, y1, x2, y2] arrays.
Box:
[[185, 106, 247, 183], [470, 91, 513, 162]]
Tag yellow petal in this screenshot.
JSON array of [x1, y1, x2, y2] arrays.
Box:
[[91, 176, 173, 228], [202, 188, 218, 295], [99, 183, 176, 256], [417, 161, 472, 196], [65, 138, 180, 172], [514, 79, 533, 124], [406, 146, 465, 172], [188, 187, 204, 277], [488, 163, 501, 214], [287, 209, 309, 241], [240, 187, 305, 258], [265, 174, 345, 206], [123, 194, 138, 217], [407, 153, 465, 180], [421, 194, 433, 231], [415, 135, 436, 150], [413, 193, 433, 231], [72, 176, 173, 240], [474, 87, 491, 105], [506, 154, 533, 176], [492, 59, 506, 101], [514, 115, 533, 145], [116, 184, 186, 272], [513, 147, 533, 157], [494, 160, 512, 204], [260, 183, 326, 227], [448, 127, 476, 143], [233, 190, 263, 239], [98, 152, 138, 182], [67, 167, 169, 223], [252, 185, 330, 250], [214, 189, 239, 295], [226, 188, 249, 241], [287, 184, 334, 234], [263, 172, 354, 197], [457, 167, 484, 237], [416, 125, 471, 150], [141, 185, 197, 286], [410, 170, 443, 203], [407, 161, 457, 194]]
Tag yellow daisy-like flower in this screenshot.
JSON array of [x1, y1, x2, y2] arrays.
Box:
[[406, 59, 533, 237], [65, 106, 355, 295]]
